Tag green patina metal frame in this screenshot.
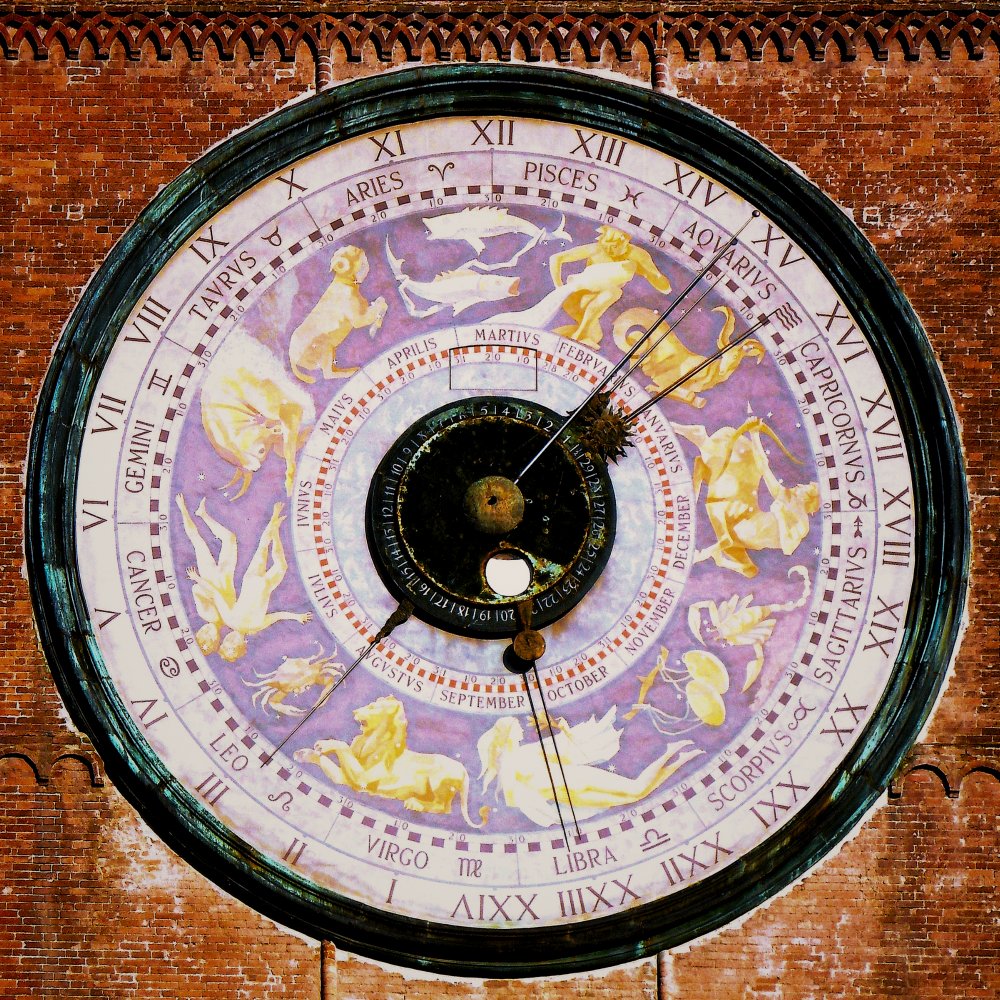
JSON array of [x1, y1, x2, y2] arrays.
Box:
[[25, 65, 969, 977]]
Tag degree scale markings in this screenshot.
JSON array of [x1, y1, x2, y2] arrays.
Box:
[[162, 118, 774, 353], [121, 368, 836, 844], [98, 114, 825, 388], [96, 331, 695, 902], [109, 362, 844, 796], [290, 321, 880, 856], [771, 332, 913, 712], [117, 147, 808, 392]]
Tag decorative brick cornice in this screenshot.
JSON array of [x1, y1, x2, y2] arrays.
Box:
[[2, 10, 999, 64]]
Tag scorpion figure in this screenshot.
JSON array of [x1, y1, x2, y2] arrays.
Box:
[[687, 565, 811, 691], [244, 643, 345, 716]]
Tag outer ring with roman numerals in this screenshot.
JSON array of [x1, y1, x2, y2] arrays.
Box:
[[25, 65, 968, 976]]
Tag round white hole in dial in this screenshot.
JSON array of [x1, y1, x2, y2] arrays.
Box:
[[485, 554, 532, 597]]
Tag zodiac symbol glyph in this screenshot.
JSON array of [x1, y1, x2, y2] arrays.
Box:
[[477, 708, 701, 827], [175, 495, 311, 662], [674, 417, 820, 578], [295, 696, 489, 826]]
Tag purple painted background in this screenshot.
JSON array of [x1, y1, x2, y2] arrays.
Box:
[[168, 204, 821, 833]]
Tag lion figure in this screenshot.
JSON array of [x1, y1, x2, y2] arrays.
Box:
[[294, 695, 488, 827]]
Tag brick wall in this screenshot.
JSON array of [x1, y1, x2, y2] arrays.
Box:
[[1, 8, 997, 998]]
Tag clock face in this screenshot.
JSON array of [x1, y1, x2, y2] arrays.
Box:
[[28, 66, 967, 976]]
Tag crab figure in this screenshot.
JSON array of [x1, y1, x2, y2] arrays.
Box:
[[244, 643, 345, 716], [687, 565, 811, 691]]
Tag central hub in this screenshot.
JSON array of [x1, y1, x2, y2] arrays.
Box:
[[464, 476, 525, 534], [366, 396, 616, 637]]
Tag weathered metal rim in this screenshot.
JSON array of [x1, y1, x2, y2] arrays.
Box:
[[25, 63, 970, 977]]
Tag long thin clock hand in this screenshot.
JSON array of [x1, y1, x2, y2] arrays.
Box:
[[507, 599, 581, 842], [261, 600, 413, 766], [514, 211, 760, 484], [531, 661, 581, 840], [521, 671, 571, 846], [517, 599, 581, 839], [626, 310, 777, 424]]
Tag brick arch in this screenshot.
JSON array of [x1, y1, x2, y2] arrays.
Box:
[[50, 752, 106, 787], [0, 751, 45, 784], [890, 745, 1000, 799], [959, 763, 1000, 788], [892, 761, 956, 797], [0, 744, 105, 787]]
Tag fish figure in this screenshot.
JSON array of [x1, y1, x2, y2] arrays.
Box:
[[386, 239, 520, 319], [424, 207, 569, 257]]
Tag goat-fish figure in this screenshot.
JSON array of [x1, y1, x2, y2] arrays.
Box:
[[612, 305, 764, 408]]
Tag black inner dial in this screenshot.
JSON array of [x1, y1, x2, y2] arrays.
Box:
[[366, 396, 616, 637]]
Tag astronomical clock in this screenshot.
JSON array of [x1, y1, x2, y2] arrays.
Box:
[[27, 66, 966, 976]]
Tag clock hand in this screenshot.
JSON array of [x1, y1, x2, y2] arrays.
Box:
[[505, 599, 581, 842], [626, 309, 777, 424], [519, 669, 570, 844], [576, 309, 778, 463], [260, 599, 413, 766], [514, 210, 760, 484], [530, 660, 581, 841]]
